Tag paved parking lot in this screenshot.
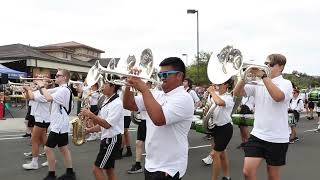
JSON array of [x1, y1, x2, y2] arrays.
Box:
[[0, 106, 319, 180]]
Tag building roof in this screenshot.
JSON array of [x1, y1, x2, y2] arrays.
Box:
[[0, 44, 94, 67], [38, 41, 105, 53]]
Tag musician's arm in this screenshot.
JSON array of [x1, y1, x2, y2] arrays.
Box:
[[233, 79, 246, 97], [86, 124, 101, 133], [89, 115, 111, 129], [209, 91, 225, 106], [141, 90, 166, 126], [123, 87, 138, 111], [262, 77, 285, 102]]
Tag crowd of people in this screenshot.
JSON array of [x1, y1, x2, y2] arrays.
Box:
[[18, 54, 320, 180]]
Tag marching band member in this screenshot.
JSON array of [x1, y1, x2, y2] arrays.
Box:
[[183, 78, 201, 108], [80, 75, 123, 180], [203, 79, 234, 180], [127, 81, 152, 174], [237, 96, 255, 149], [123, 57, 194, 180], [288, 89, 304, 143], [22, 80, 52, 170], [37, 69, 76, 180], [234, 54, 293, 180]]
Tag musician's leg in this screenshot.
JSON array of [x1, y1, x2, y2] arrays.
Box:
[[93, 165, 106, 180], [211, 150, 222, 180], [266, 166, 281, 180], [243, 157, 263, 180], [59, 145, 72, 168], [122, 116, 132, 157], [44, 146, 56, 171], [106, 168, 117, 180], [220, 150, 231, 178]]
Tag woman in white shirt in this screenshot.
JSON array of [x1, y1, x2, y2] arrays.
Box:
[[205, 78, 234, 180]]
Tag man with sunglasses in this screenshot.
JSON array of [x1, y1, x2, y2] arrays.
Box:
[[234, 54, 293, 180], [123, 57, 194, 180], [36, 69, 76, 180]]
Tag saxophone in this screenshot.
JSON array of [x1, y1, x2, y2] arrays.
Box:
[[70, 91, 92, 146]]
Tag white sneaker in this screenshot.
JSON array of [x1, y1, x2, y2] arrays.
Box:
[[202, 155, 213, 165], [39, 152, 46, 157], [23, 152, 32, 157], [86, 134, 98, 141], [41, 161, 48, 167], [41, 160, 57, 167], [22, 162, 39, 170]]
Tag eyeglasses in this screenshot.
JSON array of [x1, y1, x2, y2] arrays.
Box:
[[264, 62, 275, 67], [55, 74, 64, 78], [157, 70, 180, 79]]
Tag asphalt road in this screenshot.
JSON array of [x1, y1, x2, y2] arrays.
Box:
[[0, 113, 319, 180]]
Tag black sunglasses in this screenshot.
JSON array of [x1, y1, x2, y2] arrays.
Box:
[[55, 74, 64, 78], [157, 70, 180, 79]]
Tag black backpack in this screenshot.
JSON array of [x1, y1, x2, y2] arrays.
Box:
[[289, 98, 302, 106]]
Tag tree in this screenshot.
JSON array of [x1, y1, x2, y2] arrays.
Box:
[[186, 51, 213, 85]]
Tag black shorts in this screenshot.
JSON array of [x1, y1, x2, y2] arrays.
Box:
[[90, 105, 99, 115], [124, 116, 131, 129], [244, 135, 289, 166], [95, 134, 122, 169], [308, 101, 315, 109], [26, 106, 35, 127], [137, 120, 146, 141], [34, 121, 50, 129], [210, 123, 233, 152], [46, 131, 69, 148], [145, 169, 181, 180]]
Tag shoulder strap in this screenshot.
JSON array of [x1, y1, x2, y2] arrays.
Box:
[[99, 94, 119, 111], [290, 99, 292, 104], [60, 86, 73, 115]]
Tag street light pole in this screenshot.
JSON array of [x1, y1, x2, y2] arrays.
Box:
[[187, 9, 199, 82], [182, 53, 188, 66]]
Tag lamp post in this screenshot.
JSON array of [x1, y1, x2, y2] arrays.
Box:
[[182, 53, 188, 66], [187, 9, 199, 82]]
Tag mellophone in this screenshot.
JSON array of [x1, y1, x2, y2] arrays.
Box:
[[191, 113, 297, 134]]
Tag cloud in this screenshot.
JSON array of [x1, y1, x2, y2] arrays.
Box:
[[0, 0, 319, 75]]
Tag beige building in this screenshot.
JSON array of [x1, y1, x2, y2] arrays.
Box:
[[0, 41, 115, 80]]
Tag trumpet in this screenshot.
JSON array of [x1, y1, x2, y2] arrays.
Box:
[[19, 77, 55, 81], [7, 81, 38, 92]]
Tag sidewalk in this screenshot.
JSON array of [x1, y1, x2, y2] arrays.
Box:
[[0, 116, 77, 133]]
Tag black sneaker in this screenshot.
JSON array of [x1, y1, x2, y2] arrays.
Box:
[[289, 139, 295, 144], [127, 164, 143, 174], [293, 137, 299, 142], [222, 177, 231, 180], [57, 172, 76, 180], [43, 175, 57, 180], [22, 133, 31, 138], [123, 151, 132, 157]]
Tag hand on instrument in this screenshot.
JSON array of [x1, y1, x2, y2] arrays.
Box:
[[85, 127, 90, 135], [249, 68, 265, 78], [207, 85, 217, 94], [80, 108, 93, 119], [23, 86, 31, 91], [126, 76, 149, 94]]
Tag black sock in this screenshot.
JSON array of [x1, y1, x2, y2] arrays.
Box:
[[127, 146, 131, 152], [135, 161, 141, 167], [66, 168, 73, 174], [120, 148, 123, 154], [48, 171, 55, 177]]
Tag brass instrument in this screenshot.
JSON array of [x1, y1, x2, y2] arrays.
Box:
[[202, 45, 270, 132], [70, 92, 92, 146], [7, 81, 38, 92], [86, 49, 160, 88]]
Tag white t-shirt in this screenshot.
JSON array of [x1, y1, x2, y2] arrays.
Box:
[[89, 91, 100, 106], [210, 93, 234, 126], [32, 90, 51, 123], [187, 89, 200, 104], [49, 84, 73, 134], [289, 98, 304, 112], [241, 96, 255, 111], [135, 86, 194, 178], [244, 75, 293, 143], [99, 96, 124, 139], [118, 89, 131, 116]]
